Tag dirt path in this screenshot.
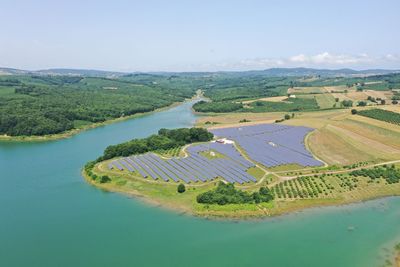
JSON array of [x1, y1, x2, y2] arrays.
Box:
[[275, 159, 400, 181]]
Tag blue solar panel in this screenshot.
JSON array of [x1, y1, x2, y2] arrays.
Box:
[[139, 155, 169, 182], [112, 161, 124, 171], [125, 157, 148, 178], [109, 124, 321, 184], [210, 124, 323, 168], [133, 156, 159, 180]]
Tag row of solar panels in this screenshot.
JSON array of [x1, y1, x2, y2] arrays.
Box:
[[186, 142, 254, 169], [210, 124, 323, 168], [108, 149, 256, 184]]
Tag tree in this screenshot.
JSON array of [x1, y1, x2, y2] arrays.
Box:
[[177, 183, 186, 193], [357, 101, 367, 107], [99, 175, 111, 183], [392, 100, 398, 105], [284, 114, 291, 120], [381, 100, 386, 105], [342, 100, 353, 107], [351, 109, 358, 115]]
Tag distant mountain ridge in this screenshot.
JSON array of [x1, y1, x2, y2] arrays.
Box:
[[0, 67, 398, 77]]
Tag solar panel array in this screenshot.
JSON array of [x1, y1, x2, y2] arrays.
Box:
[[210, 124, 323, 167], [107, 123, 322, 183], [108, 141, 256, 184]]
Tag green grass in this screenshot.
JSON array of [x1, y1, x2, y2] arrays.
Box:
[[154, 146, 183, 157], [247, 97, 319, 112], [199, 149, 226, 159], [246, 166, 265, 180], [357, 109, 400, 125], [267, 164, 305, 172], [315, 94, 337, 109]]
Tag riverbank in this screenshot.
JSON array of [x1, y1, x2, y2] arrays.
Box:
[[0, 99, 196, 142], [395, 243, 400, 267], [85, 156, 400, 219]]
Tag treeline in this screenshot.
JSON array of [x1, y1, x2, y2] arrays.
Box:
[[357, 109, 400, 125], [350, 165, 400, 184], [193, 101, 243, 112], [249, 98, 319, 112], [196, 182, 274, 205], [0, 75, 196, 136], [99, 127, 213, 161], [193, 97, 319, 113]]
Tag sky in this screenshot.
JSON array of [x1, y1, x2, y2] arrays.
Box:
[[1, 0, 399, 72]]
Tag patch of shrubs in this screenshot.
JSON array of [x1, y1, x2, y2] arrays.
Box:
[[349, 165, 400, 184], [84, 161, 111, 183], [196, 182, 274, 205], [177, 183, 186, 193]]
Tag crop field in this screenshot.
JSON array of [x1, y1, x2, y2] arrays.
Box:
[[331, 90, 393, 102], [242, 96, 289, 104], [287, 87, 324, 94], [272, 167, 400, 202], [315, 93, 337, 108], [357, 109, 400, 125]]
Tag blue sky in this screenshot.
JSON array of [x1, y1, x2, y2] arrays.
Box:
[[1, 0, 399, 71]]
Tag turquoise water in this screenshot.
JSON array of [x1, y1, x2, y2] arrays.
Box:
[[1, 100, 399, 267]]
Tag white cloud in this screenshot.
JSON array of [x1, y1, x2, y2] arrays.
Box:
[[198, 52, 400, 71]]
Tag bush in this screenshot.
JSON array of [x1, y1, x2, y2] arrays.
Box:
[[351, 109, 357, 115], [284, 114, 291, 120], [99, 175, 111, 183], [177, 183, 186, 193], [357, 101, 367, 107], [196, 182, 274, 205], [342, 100, 353, 107]]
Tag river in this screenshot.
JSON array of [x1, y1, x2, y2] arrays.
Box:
[[1, 100, 399, 267]]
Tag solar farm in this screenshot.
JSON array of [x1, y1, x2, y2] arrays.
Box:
[[107, 124, 323, 184], [210, 124, 323, 167]]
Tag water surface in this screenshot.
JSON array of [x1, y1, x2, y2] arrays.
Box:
[[1, 100, 399, 267]]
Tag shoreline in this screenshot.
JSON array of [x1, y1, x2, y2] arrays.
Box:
[[81, 100, 400, 220], [0, 97, 199, 143], [83, 165, 400, 220]]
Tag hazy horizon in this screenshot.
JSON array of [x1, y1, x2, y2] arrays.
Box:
[[1, 0, 399, 72]]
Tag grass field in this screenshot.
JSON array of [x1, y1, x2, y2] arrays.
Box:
[[288, 86, 324, 94]]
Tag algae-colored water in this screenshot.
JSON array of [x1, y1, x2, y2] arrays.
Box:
[[1, 100, 399, 267]]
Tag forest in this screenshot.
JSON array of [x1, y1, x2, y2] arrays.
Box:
[[1, 72, 399, 136], [0, 75, 197, 136], [98, 127, 213, 161]]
